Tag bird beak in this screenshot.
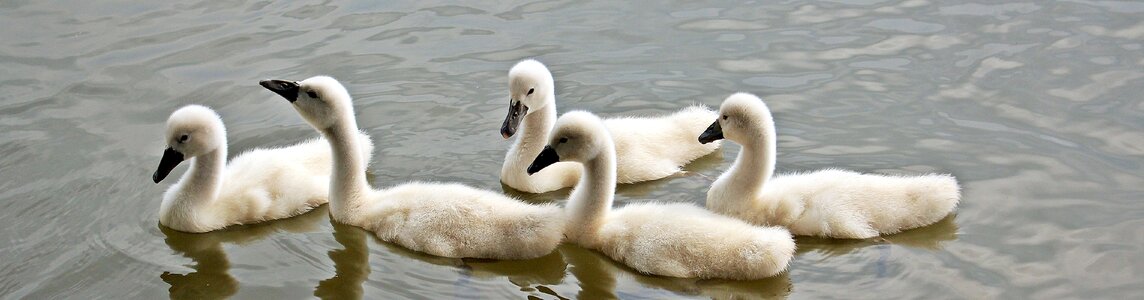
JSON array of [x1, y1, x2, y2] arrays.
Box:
[[698, 120, 724, 144], [260, 79, 300, 103], [527, 145, 560, 175], [153, 147, 185, 183], [501, 101, 528, 139]]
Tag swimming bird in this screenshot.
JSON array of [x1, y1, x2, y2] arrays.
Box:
[[261, 76, 566, 259], [152, 105, 373, 233], [698, 93, 961, 239], [501, 59, 721, 193], [528, 110, 794, 280]]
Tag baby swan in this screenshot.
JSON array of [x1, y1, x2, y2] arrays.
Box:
[[261, 76, 565, 259], [698, 93, 961, 239], [528, 111, 794, 280], [152, 105, 374, 233], [500, 59, 721, 193]]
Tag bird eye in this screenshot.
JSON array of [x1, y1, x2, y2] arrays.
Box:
[[722, 115, 728, 120], [558, 137, 568, 144], [179, 134, 189, 142], [306, 90, 318, 98], [527, 88, 534, 96]]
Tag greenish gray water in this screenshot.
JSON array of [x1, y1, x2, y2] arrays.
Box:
[[2, 0, 1142, 298]]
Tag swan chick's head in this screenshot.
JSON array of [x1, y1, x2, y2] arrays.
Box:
[[527, 111, 609, 174], [260, 76, 352, 131], [153, 105, 226, 183], [699, 92, 774, 145], [502, 59, 555, 139]]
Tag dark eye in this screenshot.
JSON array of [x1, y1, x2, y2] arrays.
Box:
[[179, 134, 189, 142], [527, 88, 534, 96], [722, 115, 728, 120], [558, 137, 568, 144], [306, 91, 318, 98]]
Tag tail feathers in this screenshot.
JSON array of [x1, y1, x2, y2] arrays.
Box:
[[746, 226, 796, 278], [671, 105, 719, 130], [670, 105, 722, 155], [916, 174, 960, 214], [891, 173, 960, 234]]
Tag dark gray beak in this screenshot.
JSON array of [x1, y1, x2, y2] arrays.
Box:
[[260, 79, 300, 103], [500, 101, 527, 139], [527, 145, 560, 175], [698, 120, 724, 144], [153, 147, 185, 183]]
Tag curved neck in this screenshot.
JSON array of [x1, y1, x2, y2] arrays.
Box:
[[565, 141, 616, 242], [505, 99, 557, 172], [321, 118, 370, 223], [177, 146, 226, 206], [727, 129, 776, 195]]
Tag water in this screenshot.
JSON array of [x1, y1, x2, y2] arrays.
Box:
[[1, 0, 1142, 298]]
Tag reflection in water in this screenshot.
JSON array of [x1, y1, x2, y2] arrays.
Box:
[[795, 214, 960, 258], [5, 0, 1143, 297], [463, 249, 567, 287], [562, 245, 617, 299], [880, 214, 959, 249], [561, 245, 793, 299], [159, 207, 326, 300], [314, 221, 370, 300], [365, 232, 569, 297], [160, 227, 237, 300]]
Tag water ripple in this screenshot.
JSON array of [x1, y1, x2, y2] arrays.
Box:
[[2, 0, 1143, 298]]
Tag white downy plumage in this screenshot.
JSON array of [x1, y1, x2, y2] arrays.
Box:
[[528, 110, 794, 280], [153, 105, 373, 233], [261, 76, 566, 259], [500, 59, 721, 193], [700, 93, 961, 239]]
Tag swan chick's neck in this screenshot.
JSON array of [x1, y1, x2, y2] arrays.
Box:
[[507, 97, 557, 169], [161, 145, 226, 228], [727, 138, 775, 195], [565, 144, 616, 244], [321, 120, 370, 223], [188, 146, 226, 195]]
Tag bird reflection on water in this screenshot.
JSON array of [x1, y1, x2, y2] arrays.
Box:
[[159, 206, 326, 300]]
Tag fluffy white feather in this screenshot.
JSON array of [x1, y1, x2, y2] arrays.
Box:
[[702, 93, 961, 239], [262, 76, 566, 259], [153, 105, 374, 233], [530, 111, 794, 280], [500, 59, 721, 193]]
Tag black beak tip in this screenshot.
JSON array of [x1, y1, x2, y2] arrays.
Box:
[[500, 101, 526, 140], [698, 134, 723, 144], [153, 148, 184, 184], [526, 161, 548, 175], [527, 146, 560, 175], [698, 120, 724, 144], [260, 79, 299, 103]]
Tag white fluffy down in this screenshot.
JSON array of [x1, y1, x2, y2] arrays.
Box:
[[362, 182, 566, 259], [594, 202, 796, 280], [548, 111, 794, 280], [157, 105, 374, 233], [706, 93, 961, 239], [500, 59, 720, 193], [277, 76, 566, 260]]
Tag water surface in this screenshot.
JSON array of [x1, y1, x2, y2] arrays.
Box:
[[1, 0, 1142, 298]]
